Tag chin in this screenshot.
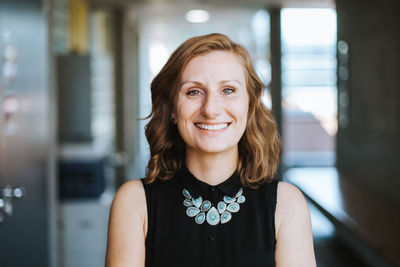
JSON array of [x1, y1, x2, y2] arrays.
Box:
[[197, 144, 234, 154]]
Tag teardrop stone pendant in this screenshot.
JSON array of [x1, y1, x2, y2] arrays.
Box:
[[201, 200, 211, 211], [184, 199, 193, 207], [227, 202, 240, 213], [220, 211, 232, 224], [195, 212, 206, 224], [206, 207, 220, 226], [237, 195, 245, 204], [192, 196, 202, 208], [217, 201, 226, 213], [186, 207, 200, 217]]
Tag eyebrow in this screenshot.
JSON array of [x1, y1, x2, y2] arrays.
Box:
[[179, 79, 243, 88]]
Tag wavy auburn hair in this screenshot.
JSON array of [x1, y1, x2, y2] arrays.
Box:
[[144, 33, 281, 188]]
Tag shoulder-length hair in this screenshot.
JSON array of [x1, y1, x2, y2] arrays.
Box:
[[144, 33, 281, 188]]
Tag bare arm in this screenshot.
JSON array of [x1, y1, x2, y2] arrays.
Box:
[[275, 182, 316, 267], [105, 180, 147, 267]]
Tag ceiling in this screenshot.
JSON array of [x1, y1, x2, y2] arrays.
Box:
[[91, 0, 335, 9]]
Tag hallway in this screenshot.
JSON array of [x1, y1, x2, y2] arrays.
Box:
[[1, 0, 399, 266]]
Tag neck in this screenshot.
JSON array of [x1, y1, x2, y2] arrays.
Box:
[[185, 147, 238, 186]]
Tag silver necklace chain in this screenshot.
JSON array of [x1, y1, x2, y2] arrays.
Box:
[[182, 187, 246, 226]]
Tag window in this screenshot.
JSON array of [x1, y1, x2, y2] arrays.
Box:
[[281, 8, 337, 167]]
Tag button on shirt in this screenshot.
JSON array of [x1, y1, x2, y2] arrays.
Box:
[[141, 165, 278, 267]]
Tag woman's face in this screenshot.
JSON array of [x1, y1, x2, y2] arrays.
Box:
[[174, 51, 249, 156]]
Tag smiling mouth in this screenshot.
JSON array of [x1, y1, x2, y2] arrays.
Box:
[[194, 122, 230, 131]]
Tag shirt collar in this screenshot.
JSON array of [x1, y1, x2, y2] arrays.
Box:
[[177, 164, 242, 199]]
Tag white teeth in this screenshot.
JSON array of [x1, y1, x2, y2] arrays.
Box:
[[195, 123, 229, 131]]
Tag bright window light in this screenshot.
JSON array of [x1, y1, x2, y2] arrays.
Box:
[[282, 8, 337, 47], [281, 8, 337, 167], [185, 10, 210, 23], [149, 42, 169, 77]]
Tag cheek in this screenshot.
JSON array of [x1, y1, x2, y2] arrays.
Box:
[[175, 105, 194, 136], [175, 95, 194, 119], [174, 100, 187, 121], [240, 108, 249, 129], [237, 98, 250, 123], [238, 104, 249, 139]]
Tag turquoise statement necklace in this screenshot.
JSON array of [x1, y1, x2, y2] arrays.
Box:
[[182, 187, 246, 226]]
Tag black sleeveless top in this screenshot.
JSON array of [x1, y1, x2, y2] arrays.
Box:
[[141, 166, 278, 267]]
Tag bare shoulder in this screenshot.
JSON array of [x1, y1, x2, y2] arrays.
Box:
[[276, 181, 307, 208], [109, 179, 148, 232], [113, 180, 146, 208], [275, 181, 309, 232], [274, 181, 316, 266], [106, 179, 147, 266], [111, 179, 146, 218]]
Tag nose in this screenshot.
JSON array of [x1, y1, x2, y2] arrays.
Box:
[[200, 92, 222, 118]]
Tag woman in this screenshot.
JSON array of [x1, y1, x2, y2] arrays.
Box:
[[106, 33, 316, 267]]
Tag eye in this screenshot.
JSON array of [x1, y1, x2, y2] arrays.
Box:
[[222, 87, 235, 94], [186, 89, 202, 96]]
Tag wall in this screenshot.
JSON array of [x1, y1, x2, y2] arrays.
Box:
[[336, 0, 400, 204]]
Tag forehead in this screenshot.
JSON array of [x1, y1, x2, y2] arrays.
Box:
[[181, 51, 246, 82]]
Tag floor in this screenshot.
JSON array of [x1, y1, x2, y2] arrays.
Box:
[[309, 201, 370, 267]]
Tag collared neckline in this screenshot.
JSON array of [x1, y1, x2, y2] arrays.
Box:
[[177, 164, 242, 199]]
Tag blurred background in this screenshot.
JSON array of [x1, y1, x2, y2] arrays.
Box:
[[0, 0, 399, 266]]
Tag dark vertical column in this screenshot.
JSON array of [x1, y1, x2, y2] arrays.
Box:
[[269, 7, 283, 178], [269, 7, 282, 136], [114, 7, 125, 187]]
